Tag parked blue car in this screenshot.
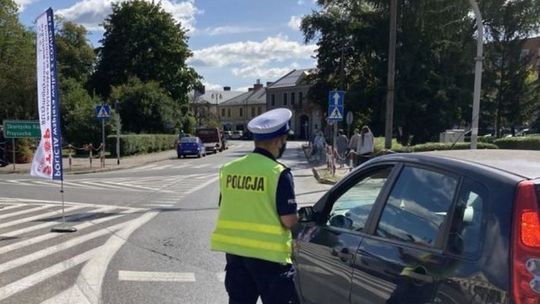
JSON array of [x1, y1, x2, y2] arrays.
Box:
[[177, 136, 206, 158]]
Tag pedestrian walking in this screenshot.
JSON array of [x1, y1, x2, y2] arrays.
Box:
[[348, 128, 360, 167], [335, 129, 348, 168], [211, 108, 298, 304], [313, 131, 326, 165], [356, 125, 374, 165]]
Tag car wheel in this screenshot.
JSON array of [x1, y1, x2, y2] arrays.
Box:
[[197, 152, 202, 158], [177, 154, 181, 159]]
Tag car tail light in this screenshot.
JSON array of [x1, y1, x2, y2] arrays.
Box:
[[512, 180, 540, 304]]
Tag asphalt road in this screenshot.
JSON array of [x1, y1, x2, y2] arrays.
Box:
[[0, 141, 330, 304]]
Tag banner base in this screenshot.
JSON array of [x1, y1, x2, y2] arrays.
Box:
[[51, 225, 77, 233]]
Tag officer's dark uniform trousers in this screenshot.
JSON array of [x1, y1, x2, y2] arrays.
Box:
[[225, 253, 297, 304]]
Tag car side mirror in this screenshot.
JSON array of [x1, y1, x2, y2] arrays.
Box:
[[299, 206, 316, 222]]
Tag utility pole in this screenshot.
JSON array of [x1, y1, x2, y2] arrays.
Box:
[[115, 100, 121, 165], [385, 0, 397, 150], [468, 0, 483, 149]]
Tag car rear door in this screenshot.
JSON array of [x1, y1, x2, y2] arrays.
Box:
[[351, 164, 460, 304], [294, 165, 396, 304]]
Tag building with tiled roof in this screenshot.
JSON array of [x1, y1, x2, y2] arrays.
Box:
[[219, 80, 266, 131], [266, 68, 321, 140], [190, 87, 244, 127]]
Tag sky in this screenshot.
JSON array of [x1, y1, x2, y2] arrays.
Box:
[[15, 0, 319, 92]]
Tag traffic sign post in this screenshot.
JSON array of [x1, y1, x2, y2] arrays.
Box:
[[328, 91, 345, 176], [96, 105, 110, 168]]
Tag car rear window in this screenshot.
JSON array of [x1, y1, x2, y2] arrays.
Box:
[[180, 137, 197, 143]]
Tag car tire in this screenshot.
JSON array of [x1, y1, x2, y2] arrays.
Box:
[[197, 152, 202, 158]]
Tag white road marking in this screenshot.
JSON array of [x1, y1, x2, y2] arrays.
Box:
[[118, 271, 196, 282], [0, 205, 84, 230], [47, 211, 159, 304], [0, 204, 23, 211], [0, 206, 122, 255], [192, 164, 211, 169], [216, 272, 226, 283], [184, 175, 218, 195], [0, 248, 99, 301], [145, 203, 175, 208], [0, 204, 50, 219], [0, 222, 123, 275]]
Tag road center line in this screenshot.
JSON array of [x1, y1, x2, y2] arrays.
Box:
[[118, 271, 196, 282]]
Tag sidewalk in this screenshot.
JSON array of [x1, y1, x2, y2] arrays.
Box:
[[299, 144, 351, 185], [0, 149, 177, 175]]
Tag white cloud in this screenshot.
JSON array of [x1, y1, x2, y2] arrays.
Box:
[[56, 0, 200, 32], [288, 15, 302, 31], [232, 65, 300, 79], [202, 26, 267, 36], [202, 81, 224, 91], [297, 0, 305, 4], [189, 35, 316, 68], [14, 0, 37, 11]]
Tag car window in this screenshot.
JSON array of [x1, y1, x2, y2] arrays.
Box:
[[327, 167, 392, 231], [447, 179, 487, 257], [375, 166, 458, 247], [180, 137, 198, 143]]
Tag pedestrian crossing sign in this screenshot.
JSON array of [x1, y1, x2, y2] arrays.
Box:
[[327, 91, 344, 121], [96, 105, 111, 120]]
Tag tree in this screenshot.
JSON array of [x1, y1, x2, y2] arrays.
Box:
[[55, 19, 96, 84], [110, 77, 180, 133], [480, 0, 540, 136], [0, 0, 37, 122], [60, 78, 105, 147], [91, 0, 200, 103], [302, 0, 476, 145]]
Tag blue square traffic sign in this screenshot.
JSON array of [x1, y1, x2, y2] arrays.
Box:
[[96, 105, 111, 120], [328, 91, 344, 121]]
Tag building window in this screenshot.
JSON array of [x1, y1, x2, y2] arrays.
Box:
[[251, 107, 255, 117], [283, 93, 288, 106], [221, 109, 225, 117], [299, 92, 303, 106], [227, 108, 231, 117], [257, 106, 262, 115], [239, 108, 243, 117], [271, 94, 275, 106], [291, 92, 295, 105]]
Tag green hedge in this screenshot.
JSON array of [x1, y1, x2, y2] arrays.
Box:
[[395, 142, 498, 152], [494, 137, 540, 150], [107, 134, 177, 156]]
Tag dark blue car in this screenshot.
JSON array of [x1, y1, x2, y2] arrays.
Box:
[[177, 136, 206, 158], [293, 150, 540, 304]]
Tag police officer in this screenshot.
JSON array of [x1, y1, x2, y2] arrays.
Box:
[[211, 108, 298, 304]]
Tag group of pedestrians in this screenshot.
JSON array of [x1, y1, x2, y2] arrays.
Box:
[[309, 125, 375, 169]]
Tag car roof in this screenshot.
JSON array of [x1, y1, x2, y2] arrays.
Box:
[[376, 150, 540, 180]]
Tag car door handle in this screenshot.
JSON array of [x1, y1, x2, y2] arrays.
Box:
[[401, 267, 434, 284], [331, 247, 351, 262]]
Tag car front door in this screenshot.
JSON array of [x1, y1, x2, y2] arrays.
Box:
[[294, 166, 395, 304], [351, 165, 460, 304]]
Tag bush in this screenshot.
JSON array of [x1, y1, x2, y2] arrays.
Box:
[[373, 137, 403, 152], [494, 136, 540, 150], [395, 142, 498, 152], [107, 134, 177, 156]]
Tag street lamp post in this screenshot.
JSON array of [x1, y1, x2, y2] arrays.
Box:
[[468, 0, 484, 149]]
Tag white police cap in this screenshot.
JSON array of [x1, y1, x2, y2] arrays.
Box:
[[247, 108, 292, 140]]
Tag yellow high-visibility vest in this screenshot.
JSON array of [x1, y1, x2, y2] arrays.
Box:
[[211, 152, 292, 264]]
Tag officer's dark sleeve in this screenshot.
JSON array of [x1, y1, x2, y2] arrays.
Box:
[[276, 169, 297, 216]]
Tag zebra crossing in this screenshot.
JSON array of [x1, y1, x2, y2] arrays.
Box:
[[126, 162, 222, 172], [0, 173, 215, 193], [0, 198, 149, 303]]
